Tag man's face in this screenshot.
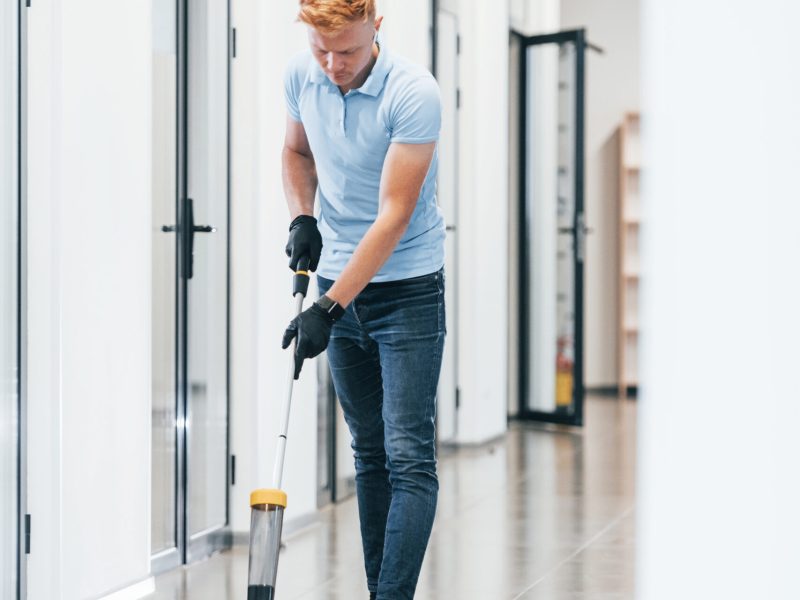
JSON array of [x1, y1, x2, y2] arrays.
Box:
[[308, 19, 377, 89]]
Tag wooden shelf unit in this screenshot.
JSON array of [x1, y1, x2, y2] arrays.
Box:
[[618, 112, 640, 399]]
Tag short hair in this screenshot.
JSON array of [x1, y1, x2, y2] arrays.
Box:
[[298, 0, 376, 34]]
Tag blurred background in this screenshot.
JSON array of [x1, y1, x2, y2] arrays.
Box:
[[1, 0, 798, 598]]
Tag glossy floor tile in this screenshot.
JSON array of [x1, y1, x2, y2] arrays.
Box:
[[147, 396, 637, 599]]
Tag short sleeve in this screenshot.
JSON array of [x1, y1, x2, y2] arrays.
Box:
[[284, 57, 304, 122], [389, 75, 441, 144]]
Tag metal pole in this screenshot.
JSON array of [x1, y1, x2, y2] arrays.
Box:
[[272, 293, 305, 489]]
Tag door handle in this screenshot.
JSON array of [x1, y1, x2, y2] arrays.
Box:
[[161, 199, 216, 279], [557, 217, 592, 264], [558, 225, 594, 235]]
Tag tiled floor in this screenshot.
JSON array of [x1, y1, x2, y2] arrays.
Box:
[[148, 396, 637, 599]]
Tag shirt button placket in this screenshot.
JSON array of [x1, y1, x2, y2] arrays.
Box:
[[340, 97, 346, 136]]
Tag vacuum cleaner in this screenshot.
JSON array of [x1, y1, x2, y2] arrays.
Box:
[[247, 257, 311, 600]]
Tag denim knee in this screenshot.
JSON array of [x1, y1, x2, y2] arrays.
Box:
[[384, 444, 438, 493], [352, 442, 387, 474]]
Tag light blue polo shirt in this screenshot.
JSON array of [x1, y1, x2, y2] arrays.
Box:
[[284, 44, 445, 282]]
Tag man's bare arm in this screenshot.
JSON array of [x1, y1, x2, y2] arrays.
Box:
[[282, 115, 317, 219], [325, 141, 436, 307]]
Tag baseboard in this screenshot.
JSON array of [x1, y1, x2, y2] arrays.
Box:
[[586, 385, 638, 398], [586, 385, 618, 396], [97, 577, 155, 600]]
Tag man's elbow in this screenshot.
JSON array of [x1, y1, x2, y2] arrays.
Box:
[[380, 198, 417, 231], [283, 144, 312, 162]]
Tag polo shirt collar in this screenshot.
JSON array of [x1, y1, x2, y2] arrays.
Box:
[[357, 44, 391, 96], [309, 44, 392, 97]]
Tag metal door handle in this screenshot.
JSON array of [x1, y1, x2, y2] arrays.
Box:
[[161, 224, 216, 234], [162, 199, 216, 279]]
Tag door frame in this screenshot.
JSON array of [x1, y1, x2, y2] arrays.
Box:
[[431, 2, 461, 444], [513, 28, 586, 427], [17, 0, 29, 596], [180, 0, 233, 564], [151, 0, 233, 573]]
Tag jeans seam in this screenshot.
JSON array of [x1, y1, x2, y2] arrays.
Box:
[[425, 271, 445, 423], [352, 297, 364, 328]]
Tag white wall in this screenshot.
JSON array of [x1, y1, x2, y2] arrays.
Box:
[[229, 0, 317, 535], [451, 0, 511, 443], [510, 0, 561, 34], [377, 0, 431, 69], [27, 1, 153, 598], [638, 1, 800, 598], [561, 0, 641, 388]]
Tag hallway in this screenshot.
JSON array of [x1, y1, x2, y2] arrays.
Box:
[[148, 396, 636, 599]]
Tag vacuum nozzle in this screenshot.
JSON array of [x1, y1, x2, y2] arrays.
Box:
[[247, 489, 287, 599]]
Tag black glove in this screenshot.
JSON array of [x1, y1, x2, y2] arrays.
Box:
[[285, 215, 322, 272], [281, 303, 335, 380]]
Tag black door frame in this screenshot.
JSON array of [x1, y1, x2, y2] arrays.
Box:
[[180, 0, 234, 564], [152, 0, 233, 573], [513, 28, 587, 427]]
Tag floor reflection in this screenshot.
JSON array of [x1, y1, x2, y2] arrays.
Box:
[[148, 395, 636, 599]]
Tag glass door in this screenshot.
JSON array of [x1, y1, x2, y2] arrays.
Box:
[[184, 0, 231, 562], [1, 1, 23, 596], [151, 0, 231, 572], [151, 0, 179, 570], [515, 29, 587, 426]]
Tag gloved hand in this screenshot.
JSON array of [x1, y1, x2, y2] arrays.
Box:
[[285, 215, 322, 272], [281, 302, 335, 379]]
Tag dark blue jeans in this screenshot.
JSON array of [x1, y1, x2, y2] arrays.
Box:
[[318, 269, 445, 600]]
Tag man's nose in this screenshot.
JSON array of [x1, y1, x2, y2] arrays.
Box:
[[326, 53, 341, 72]]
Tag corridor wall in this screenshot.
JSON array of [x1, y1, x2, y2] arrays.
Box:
[[638, 1, 800, 597], [229, 0, 317, 536], [26, 1, 154, 598]]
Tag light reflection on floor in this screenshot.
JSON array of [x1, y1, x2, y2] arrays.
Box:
[[148, 396, 637, 599]]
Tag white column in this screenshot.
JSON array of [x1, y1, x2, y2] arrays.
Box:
[[638, 2, 800, 598], [453, 0, 510, 444]]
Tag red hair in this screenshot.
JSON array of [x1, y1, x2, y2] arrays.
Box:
[[298, 0, 376, 34]]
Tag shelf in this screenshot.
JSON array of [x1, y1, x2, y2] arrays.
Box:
[[618, 111, 641, 396]]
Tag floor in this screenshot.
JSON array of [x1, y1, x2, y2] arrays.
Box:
[[148, 396, 637, 599]]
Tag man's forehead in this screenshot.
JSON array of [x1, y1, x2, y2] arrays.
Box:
[[308, 21, 373, 51]]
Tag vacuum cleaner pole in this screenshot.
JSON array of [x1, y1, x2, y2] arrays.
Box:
[[246, 256, 312, 600], [272, 290, 305, 490]]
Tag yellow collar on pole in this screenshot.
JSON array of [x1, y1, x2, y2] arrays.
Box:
[[250, 488, 288, 508]]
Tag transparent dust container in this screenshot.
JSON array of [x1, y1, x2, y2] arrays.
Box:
[[247, 492, 286, 600]]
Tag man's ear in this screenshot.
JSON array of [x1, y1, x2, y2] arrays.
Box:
[[374, 15, 384, 31]]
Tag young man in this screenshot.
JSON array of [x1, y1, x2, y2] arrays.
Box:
[[280, 1, 445, 598]]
